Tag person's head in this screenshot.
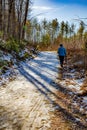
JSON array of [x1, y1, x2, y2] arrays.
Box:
[[60, 44, 63, 47]]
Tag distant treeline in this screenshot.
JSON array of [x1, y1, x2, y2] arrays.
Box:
[[0, 0, 87, 51], [26, 18, 87, 50]]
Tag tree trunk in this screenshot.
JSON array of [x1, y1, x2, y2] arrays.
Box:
[[22, 0, 30, 39], [7, 0, 16, 38], [0, 0, 2, 31]]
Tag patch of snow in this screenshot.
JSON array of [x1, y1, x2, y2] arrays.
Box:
[[83, 97, 87, 103], [74, 79, 85, 87], [70, 69, 76, 73], [80, 107, 84, 112], [72, 102, 77, 106], [75, 118, 81, 122], [1, 53, 13, 62]]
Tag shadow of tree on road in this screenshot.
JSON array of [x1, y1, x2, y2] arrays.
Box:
[[18, 62, 87, 129]]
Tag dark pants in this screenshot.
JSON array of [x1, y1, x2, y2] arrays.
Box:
[[59, 56, 64, 67]]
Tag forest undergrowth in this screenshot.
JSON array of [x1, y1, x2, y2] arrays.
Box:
[[64, 49, 87, 95]]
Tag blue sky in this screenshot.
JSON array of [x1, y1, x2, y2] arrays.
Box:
[[31, 0, 87, 24]]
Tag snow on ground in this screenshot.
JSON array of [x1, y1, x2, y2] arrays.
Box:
[[0, 51, 86, 94], [0, 51, 87, 129], [83, 96, 87, 105], [0, 51, 87, 105], [18, 51, 59, 94]]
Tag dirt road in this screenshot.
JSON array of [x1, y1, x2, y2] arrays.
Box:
[[0, 52, 87, 130]]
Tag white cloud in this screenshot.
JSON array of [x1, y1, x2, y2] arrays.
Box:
[[31, 0, 87, 24], [32, 6, 53, 11]]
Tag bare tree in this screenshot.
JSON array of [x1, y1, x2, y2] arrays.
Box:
[[7, 0, 16, 37], [22, 0, 30, 39], [15, 0, 31, 41], [0, 0, 2, 31], [0, 0, 31, 41]]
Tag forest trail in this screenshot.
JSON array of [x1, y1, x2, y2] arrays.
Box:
[[0, 52, 87, 130]]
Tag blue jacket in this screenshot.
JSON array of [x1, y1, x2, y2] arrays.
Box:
[[58, 46, 66, 56]]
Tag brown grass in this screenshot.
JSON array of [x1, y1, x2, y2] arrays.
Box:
[[80, 77, 87, 94], [66, 49, 87, 95]]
